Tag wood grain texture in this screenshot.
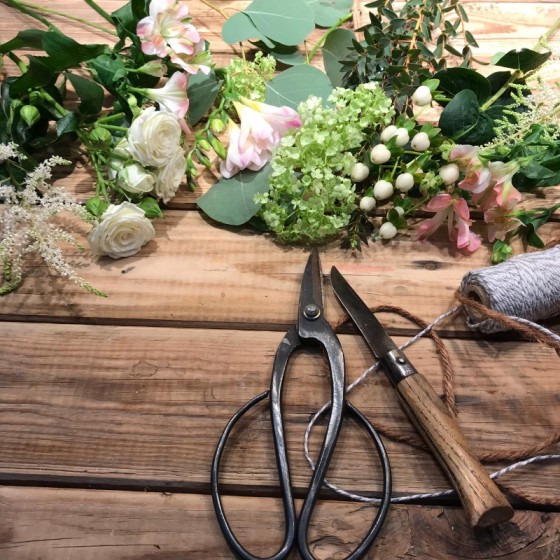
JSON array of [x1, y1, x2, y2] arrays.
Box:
[[1, 486, 560, 560]]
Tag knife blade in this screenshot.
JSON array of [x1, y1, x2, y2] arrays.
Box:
[[330, 266, 513, 528]]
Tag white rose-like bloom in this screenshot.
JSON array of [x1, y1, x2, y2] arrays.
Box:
[[153, 148, 186, 203], [118, 163, 155, 195], [88, 201, 155, 259], [128, 106, 182, 167]]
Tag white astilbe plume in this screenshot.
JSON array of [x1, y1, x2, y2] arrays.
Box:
[[0, 146, 106, 296]]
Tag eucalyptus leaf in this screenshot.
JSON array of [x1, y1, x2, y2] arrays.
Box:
[[269, 45, 305, 66], [42, 31, 110, 70], [222, 12, 273, 47], [491, 48, 551, 73], [265, 65, 333, 109], [0, 29, 45, 53], [197, 165, 273, 226], [322, 28, 355, 87], [439, 89, 494, 145], [434, 67, 492, 104], [187, 70, 220, 126], [66, 73, 104, 116], [244, 0, 315, 46], [304, 0, 352, 27]]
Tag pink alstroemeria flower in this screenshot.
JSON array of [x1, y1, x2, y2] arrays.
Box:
[[488, 160, 522, 208], [449, 144, 479, 171], [484, 206, 523, 242], [145, 72, 190, 119], [416, 193, 481, 252], [137, 0, 209, 75], [221, 99, 301, 178]]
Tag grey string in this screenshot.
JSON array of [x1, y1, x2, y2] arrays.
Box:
[[303, 304, 560, 504]]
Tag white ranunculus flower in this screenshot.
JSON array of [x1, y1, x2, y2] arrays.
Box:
[[153, 148, 186, 203], [88, 201, 155, 259], [127, 106, 182, 167], [118, 163, 155, 194]]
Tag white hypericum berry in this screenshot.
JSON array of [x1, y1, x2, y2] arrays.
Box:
[[411, 132, 430, 151], [359, 196, 376, 212], [379, 125, 397, 143], [412, 85, 432, 107], [395, 172, 414, 192], [350, 162, 370, 182], [379, 222, 398, 239], [370, 144, 391, 164], [373, 179, 394, 200], [394, 206, 405, 216], [394, 127, 410, 147], [439, 163, 460, 185]]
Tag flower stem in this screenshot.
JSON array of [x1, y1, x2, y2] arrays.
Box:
[[3, 0, 56, 29], [97, 124, 129, 132], [199, 0, 228, 20], [17, 0, 117, 35], [306, 12, 353, 63], [83, 0, 113, 24]]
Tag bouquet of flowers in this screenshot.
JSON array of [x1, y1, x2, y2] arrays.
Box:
[[1, 0, 559, 296]]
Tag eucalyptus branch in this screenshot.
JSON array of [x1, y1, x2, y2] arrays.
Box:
[[306, 12, 353, 63]]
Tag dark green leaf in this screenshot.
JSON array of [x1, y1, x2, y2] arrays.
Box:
[[465, 30, 478, 47], [56, 112, 79, 137], [88, 54, 128, 94], [265, 65, 333, 109], [491, 48, 551, 73], [438, 89, 494, 144], [322, 28, 355, 87], [197, 165, 273, 226], [434, 67, 492, 104], [0, 29, 45, 53], [444, 43, 463, 57], [9, 56, 56, 97], [111, 0, 146, 41], [187, 71, 220, 126], [42, 31, 110, 70], [65, 73, 104, 116]]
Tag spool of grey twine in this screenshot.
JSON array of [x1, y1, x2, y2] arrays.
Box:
[[459, 246, 560, 333]]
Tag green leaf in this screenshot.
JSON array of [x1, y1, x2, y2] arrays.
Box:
[[197, 165, 273, 226], [0, 29, 45, 53], [303, 0, 352, 27], [9, 56, 56, 97], [86, 197, 109, 218], [322, 28, 355, 87], [222, 12, 274, 47], [56, 112, 79, 137], [187, 70, 221, 126], [88, 54, 128, 94], [111, 0, 146, 41], [65, 73, 104, 116], [138, 197, 163, 219], [491, 48, 551, 73], [265, 65, 333, 109], [42, 30, 110, 70], [267, 43, 305, 66], [244, 0, 315, 46], [434, 67, 492, 104], [438, 89, 494, 145]]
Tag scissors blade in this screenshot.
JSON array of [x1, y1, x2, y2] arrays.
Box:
[[330, 266, 397, 358], [298, 248, 324, 319]]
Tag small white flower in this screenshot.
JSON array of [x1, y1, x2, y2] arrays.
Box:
[[412, 85, 432, 107], [395, 173, 415, 192], [128, 107, 182, 167], [373, 179, 394, 200], [411, 132, 430, 152], [379, 222, 398, 239], [118, 163, 155, 195], [370, 144, 391, 164], [359, 196, 376, 212], [439, 163, 460, 185], [350, 162, 370, 182], [380, 125, 397, 143], [394, 127, 410, 147], [88, 201, 155, 259], [153, 148, 186, 203]]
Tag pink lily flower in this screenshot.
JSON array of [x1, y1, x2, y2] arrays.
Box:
[[137, 0, 209, 75], [145, 72, 190, 119], [416, 193, 481, 252]]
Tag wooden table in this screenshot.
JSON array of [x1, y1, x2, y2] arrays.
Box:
[[1, 1, 559, 558]]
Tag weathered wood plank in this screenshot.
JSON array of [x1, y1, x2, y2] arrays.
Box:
[[1, 322, 557, 500], [1, 486, 559, 560], [0, 211, 559, 332]]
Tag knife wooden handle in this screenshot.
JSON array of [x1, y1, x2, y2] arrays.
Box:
[[395, 371, 513, 528]]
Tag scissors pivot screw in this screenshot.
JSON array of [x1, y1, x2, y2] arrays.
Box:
[[303, 303, 321, 320]]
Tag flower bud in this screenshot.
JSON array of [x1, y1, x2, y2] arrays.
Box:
[[137, 60, 164, 77], [380, 125, 397, 143], [359, 196, 376, 212], [412, 85, 432, 107], [209, 118, 226, 134], [411, 132, 430, 152], [90, 127, 113, 147], [197, 138, 212, 152], [210, 136, 227, 160], [394, 127, 409, 147], [20, 105, 40, 127], [373, 179, 394, 200], [370, 144, 391, 165], [350, 162, 370, 182], [395, 172, 414, 192], [439, 163, 460, 185], [379, 222, 397, 239]]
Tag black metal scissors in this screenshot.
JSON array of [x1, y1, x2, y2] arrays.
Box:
[[211, 249, 391, 560]]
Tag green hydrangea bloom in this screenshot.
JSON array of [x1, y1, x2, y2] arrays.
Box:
[[256, 83, 394, 242], [227, 52, 276, 103]]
